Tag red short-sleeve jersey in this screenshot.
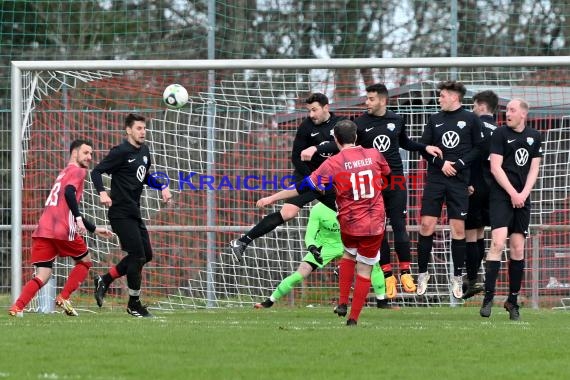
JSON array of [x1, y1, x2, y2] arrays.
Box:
[[310, 146, 390, 236], [32, 164, 87, 241]]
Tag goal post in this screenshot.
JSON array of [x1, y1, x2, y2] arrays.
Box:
[[11, 56, 570, 309]]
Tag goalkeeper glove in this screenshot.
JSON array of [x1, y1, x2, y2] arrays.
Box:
[[308, 245, 323, 265]]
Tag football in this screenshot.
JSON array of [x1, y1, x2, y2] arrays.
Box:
[[163, 84, 189, 109]]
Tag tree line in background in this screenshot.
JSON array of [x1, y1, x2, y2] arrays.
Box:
[[1, 1, 568, 83]]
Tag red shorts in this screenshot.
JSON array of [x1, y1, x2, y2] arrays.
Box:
[[31, 236, 88, 265], [341, 232, 383, 260]]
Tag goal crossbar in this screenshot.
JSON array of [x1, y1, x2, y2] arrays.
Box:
[[12, 56, 570, 71]]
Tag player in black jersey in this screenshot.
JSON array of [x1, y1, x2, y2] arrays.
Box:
[[463, 90, 499, 299], [301, 84, 441, 303], [479, 99, 542, 320], [416, 81, 484, 299], [229, 93, 346, 263], [91, 113, 172, 317]]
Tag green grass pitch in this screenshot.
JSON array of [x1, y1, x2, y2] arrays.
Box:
[[1, 306, 569, 380]]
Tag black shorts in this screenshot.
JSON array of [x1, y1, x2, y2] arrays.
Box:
[[110, 217, 153, 260], [489, 196, 530, 236], [465, 187, 490, 229], [421, 175, 469, 220], [383, 183, 407, 225], [287, 188, 337, 211]]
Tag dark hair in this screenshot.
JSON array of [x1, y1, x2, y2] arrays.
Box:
[[437, 80, 466, 100], [69, 139, 92, 154], [472, 90, 499, 113], [305, 93, 329, 107], [334, 119, 357, 145], [365, 83, 388, 98], [125, 113, 146, 128]]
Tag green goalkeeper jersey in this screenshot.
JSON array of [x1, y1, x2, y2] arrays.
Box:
[[304, 202, 342, 251]]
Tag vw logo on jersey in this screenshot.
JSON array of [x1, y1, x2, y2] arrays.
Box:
[[136, 165, 147, 182], [515, 148, 529, 166], [457, 121, 466, 129], [387, 123, 395, 131], [526, 137, 534, 146], [143, 156, 148, 164], [373, 135, 391, 152], [442, 131, 460, 148], [318, 141, 333, 158]]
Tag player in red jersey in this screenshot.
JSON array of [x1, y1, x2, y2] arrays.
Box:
[[9, 140, 114, 317], [257, 119, 391, 326]]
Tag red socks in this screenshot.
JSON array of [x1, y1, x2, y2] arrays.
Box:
[[348, 274, 371, 322], [338, 258, 356, 305], [14, 277, 44, 310], [400, 261, 411, 272], [338, 258, 373, 322], [109, 266, 120, 279], [60, 261, 92, 299]]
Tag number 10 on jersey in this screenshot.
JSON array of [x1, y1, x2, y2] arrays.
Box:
[[350, 170, 375, 200]]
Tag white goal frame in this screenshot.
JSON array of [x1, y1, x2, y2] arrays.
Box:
[[11, 56, 570, 305]]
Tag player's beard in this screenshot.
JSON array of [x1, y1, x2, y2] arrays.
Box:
[[129, 135, 145, 147]]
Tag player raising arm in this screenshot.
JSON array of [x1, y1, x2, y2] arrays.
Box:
[[229, 93, 346, 263], [257, 119, 391, 326], [9, 140, 114, 317], [301, 83, 442, 301]]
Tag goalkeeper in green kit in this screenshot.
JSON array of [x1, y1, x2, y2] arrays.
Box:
[[255, 202, 390, 309]]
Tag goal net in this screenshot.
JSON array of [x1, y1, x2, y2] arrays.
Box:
[[11, 59, 570, 311]]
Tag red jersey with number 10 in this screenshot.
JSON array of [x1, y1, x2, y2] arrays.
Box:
[[309, 146, 390, 236], [32, 164, 87, 241]]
